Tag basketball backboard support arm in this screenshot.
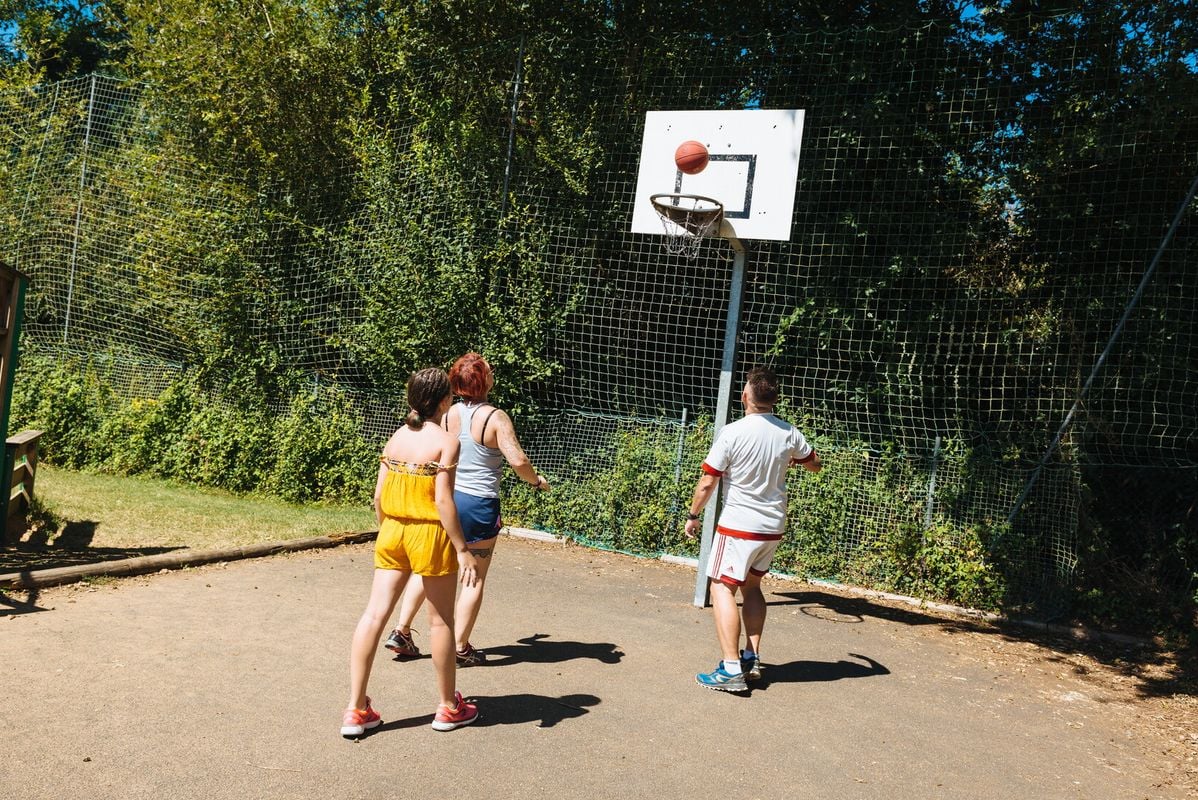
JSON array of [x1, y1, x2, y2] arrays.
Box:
[[693, 235, 745, 608]]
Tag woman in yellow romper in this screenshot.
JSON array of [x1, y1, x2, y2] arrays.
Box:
[[342, 368, 480, 736]]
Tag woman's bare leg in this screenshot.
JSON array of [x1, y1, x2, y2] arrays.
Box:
[[422, 572, 459, 707], [454, 537, 496, 650], [348, 568, 409, 709], [392, 574, 426, 634]]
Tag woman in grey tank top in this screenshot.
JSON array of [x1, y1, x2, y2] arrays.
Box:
[[384, 353, 549, 665]]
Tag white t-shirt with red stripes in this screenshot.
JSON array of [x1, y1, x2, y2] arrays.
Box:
[[701, 413, 815, 538]]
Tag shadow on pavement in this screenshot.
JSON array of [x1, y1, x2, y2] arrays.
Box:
[[771, 589, 962, 628], [0, 588, 49, 617], [482, 633, 623, 666], [467, 693, 601, 727], [1, 540, 184, 574], [759, 653, 890, 688], [371, 714, 435, 734], [772, 588, 1197, 701], [1, 521, 184, 617], [361, 693, 600, 735]]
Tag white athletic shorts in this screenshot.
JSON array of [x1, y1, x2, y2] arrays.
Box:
[[706, 531, 781, 586]]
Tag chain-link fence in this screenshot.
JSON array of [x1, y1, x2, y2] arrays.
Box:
[[2, 24, 1194, 613]]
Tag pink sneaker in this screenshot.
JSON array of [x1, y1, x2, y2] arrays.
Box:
[[431, 691, 478, 731], [341, 698, 382, 737]]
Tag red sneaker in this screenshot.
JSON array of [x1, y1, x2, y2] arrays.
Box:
[[341, 698, 382, 737], [432, 691, 479, 731]]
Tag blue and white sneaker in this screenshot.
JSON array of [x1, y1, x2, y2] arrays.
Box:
[[696, 663, 749, 692], [740, 650, 762, 682]]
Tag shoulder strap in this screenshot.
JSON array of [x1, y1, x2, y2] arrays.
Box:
[[477, 406, 499, 445]]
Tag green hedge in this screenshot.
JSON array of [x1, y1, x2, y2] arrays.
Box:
[[21, 353, 1185, 632], [10, 355, 377, 504], [503, 418, 1010, 612]]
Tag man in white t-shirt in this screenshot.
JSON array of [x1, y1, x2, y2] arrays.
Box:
[[684, 367, 822, 692]]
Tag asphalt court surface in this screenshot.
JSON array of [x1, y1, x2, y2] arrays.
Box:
[[1, 535, 1191, 800]]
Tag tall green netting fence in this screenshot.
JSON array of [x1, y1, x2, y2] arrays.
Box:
[[1, 23, 1194, 615]]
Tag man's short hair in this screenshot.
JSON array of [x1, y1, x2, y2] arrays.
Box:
[[745, 367, 779, 405]]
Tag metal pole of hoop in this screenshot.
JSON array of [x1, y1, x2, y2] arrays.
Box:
[[648, 195, 747, 606], [692, 223, 746, 608]]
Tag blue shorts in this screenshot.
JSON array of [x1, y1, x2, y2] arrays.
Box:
[[454, 490, 502, 544]]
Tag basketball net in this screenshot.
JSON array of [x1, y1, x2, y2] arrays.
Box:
[[650, 193, 724, 259]]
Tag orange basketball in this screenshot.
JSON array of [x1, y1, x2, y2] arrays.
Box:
[[674, 140, 709, 175]]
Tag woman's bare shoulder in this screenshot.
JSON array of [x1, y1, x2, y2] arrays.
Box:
[[445, 403, 462, 433], [380, 427, 407, 456], [478, 406, 510, 432], [441, 428, 462, 457], [381, 425, 449, 463]]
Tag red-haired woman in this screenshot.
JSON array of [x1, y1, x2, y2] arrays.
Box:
[[383, 352, 548, 665]]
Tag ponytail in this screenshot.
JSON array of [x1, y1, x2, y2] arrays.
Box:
[[404, 368, 451, 430]]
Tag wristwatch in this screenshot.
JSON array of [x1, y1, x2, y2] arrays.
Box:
[[685, 512, 700, 521]]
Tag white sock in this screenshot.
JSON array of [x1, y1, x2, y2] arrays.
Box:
[[722, 659, 743, 675]]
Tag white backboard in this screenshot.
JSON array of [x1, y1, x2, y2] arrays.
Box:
[[631, 109, 805, 242]]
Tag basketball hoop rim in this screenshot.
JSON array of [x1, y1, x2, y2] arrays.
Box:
[[649, 192, 724, 212], [649, 192, 724, 239]]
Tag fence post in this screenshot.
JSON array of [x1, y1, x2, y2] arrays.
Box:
[[923, 434, 942, 530], [16, 81, 62, 270], [672, 407, 688, 487], [64, 73, 97, 345], [660, 407, 690, 554], [499, 35, 525, 225], [1007, 172, 1198, 526]]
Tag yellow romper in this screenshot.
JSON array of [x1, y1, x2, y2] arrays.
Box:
[[374, 458, 458, 576]]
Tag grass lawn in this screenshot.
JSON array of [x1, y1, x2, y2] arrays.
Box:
[[13, 465, 375, 561]]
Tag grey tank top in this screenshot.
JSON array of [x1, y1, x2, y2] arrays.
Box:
[[455, 403, 503, 498]]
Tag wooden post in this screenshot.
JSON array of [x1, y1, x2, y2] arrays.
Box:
[[0, 260, 30, 543], [4, 430, 41, 545], [0, 262, 29, 432]]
